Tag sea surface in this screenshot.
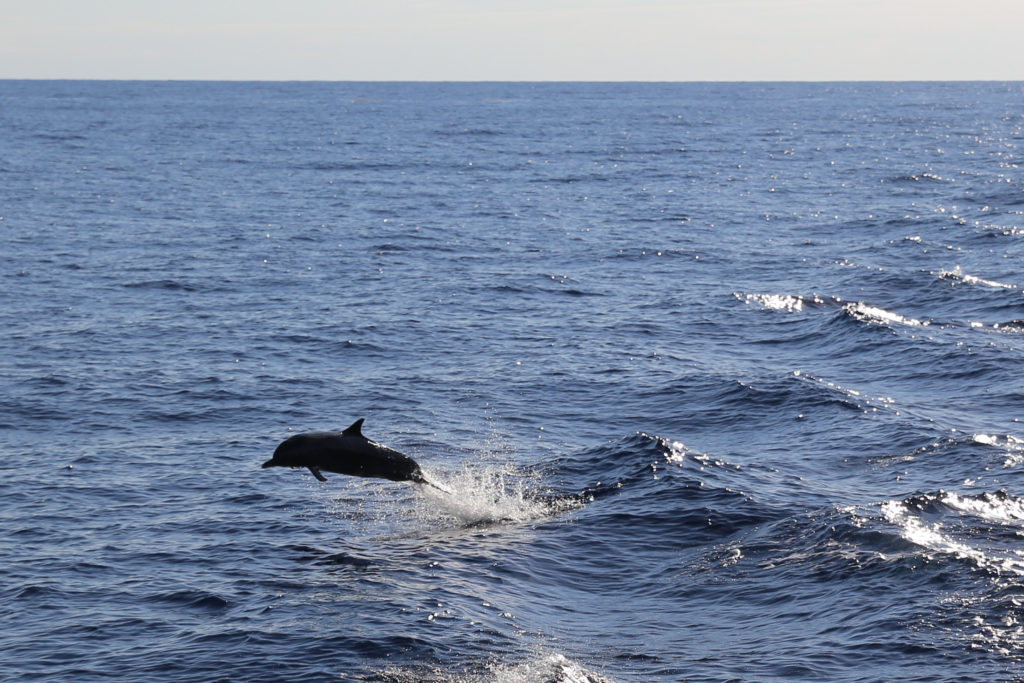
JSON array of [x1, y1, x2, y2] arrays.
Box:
[[2, 81, 1024, 682]]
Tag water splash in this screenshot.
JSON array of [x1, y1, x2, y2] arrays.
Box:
[[377, 652, 613, 683], [485, 653, 613, 683], [415, 463, 575, 526]]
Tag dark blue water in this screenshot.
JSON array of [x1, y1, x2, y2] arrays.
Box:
[[3, 81, 1024, 681]]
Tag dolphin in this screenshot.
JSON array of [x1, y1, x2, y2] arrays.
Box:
[[262, 418, 449, 493]]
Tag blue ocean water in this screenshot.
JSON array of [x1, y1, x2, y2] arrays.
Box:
[[2, 80, 1024, 681]]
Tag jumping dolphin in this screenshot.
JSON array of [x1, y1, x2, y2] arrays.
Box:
[[262, 418, 450, 493]]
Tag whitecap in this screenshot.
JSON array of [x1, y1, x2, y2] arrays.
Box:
[[939, 266, 1016, 290], [746, 293, 804, 312], [740, 292, 830, 313], [844, 301, 927, 327], [940, 491, 1024, 524], [881, 497, 1024, 577], [972, 433, 1024, 467]]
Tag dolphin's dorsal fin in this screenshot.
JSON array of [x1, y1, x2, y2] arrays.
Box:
[[342, 418, 365, 438]]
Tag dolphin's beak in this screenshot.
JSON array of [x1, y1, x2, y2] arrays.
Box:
[[261, 458, 276, 468]]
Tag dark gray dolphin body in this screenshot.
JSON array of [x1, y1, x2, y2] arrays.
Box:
[[262, 418, 448, 492]]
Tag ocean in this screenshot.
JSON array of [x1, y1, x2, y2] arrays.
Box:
[[2, 80, 1023, 681]]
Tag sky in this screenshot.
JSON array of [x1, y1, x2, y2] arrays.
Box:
[[1, 0, 1021, 81]]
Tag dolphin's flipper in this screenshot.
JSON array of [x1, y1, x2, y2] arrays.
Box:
[[342, 418, 365, 438], [308, 466, 327, 482]]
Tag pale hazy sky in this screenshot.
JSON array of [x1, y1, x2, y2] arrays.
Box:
[[1, 0, 1021, 81]]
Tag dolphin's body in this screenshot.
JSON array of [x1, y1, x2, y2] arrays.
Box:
[[262, 418, 448, 492]]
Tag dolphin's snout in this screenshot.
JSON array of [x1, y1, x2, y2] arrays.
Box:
[[262, 458, 277, 468]]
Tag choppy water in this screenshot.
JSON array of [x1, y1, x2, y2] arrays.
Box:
[[2, 81, 1024, 681]]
